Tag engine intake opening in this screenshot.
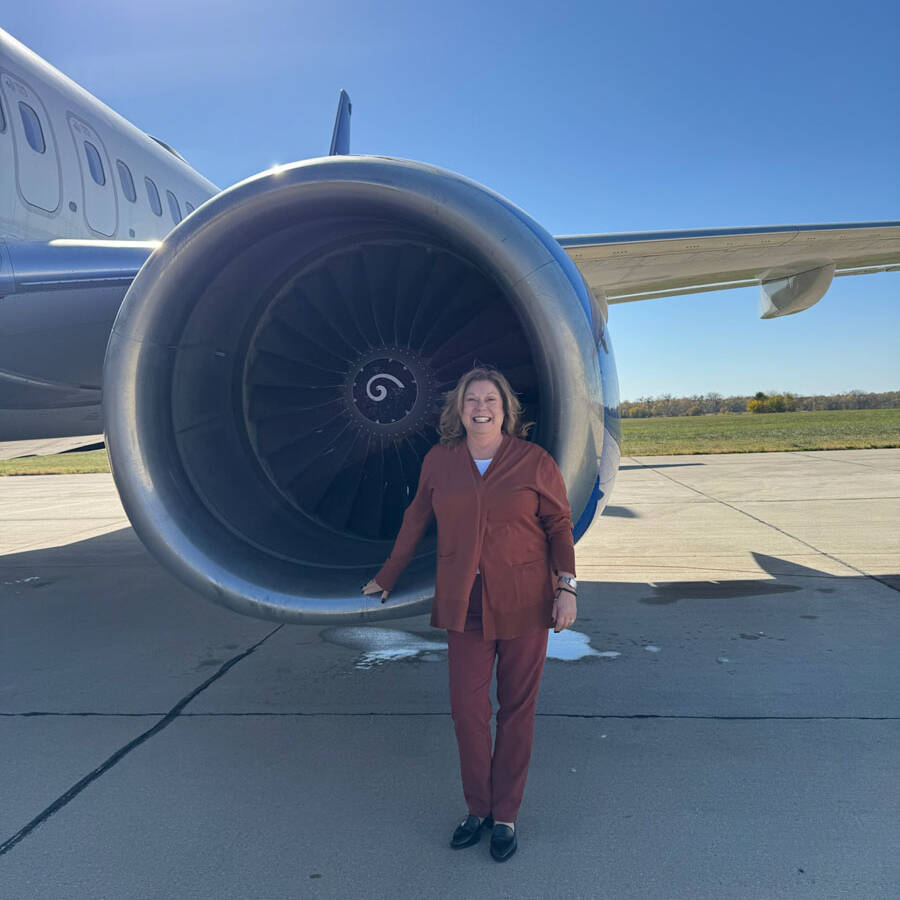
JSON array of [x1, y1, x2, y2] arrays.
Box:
[[105, 157, 601, 624], [239, 234, 536, 543], [165, 210, 539, 581]]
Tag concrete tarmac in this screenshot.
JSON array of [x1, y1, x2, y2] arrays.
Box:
[[0, 435, 105, 461], [1, 449, 898, 899]]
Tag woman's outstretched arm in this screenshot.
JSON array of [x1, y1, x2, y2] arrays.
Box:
[[365, 450, 437, 600]]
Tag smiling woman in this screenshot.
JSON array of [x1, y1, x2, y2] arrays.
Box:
[[362, 364, 577, 860], [438, 364, 530, 447]]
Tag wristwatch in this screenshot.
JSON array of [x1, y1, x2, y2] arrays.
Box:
[[557, 575, 577, 591]]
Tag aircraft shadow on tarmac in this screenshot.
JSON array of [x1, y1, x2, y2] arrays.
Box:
[[3, 530, 898, 674], [618, 462, 706, 470], [642, 551, 899, 603], [3, 530, 896, 610], [602, 505, 639, 517]]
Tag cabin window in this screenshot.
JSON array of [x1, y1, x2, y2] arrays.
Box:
[[145, 177, 162, 216], [18, 102, 45, 153], [117, 160, 136, 202], [84, 141, 105, 185], [166, 190, 182, 224], [184, 201, 195, 214]]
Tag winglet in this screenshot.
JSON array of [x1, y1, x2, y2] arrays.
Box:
[[329, 90, 352, 155]]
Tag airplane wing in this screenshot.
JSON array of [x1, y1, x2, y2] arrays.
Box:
[[557, 221, 900, 318]]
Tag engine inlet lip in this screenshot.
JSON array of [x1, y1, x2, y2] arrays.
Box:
[[104, 155, 601, 624]]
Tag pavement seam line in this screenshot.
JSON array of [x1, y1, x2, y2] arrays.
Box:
[[628, 456, 900, 595], [787, 450, 900, 474], [3, 711, 898, 720], [0, 623, 284, 858]]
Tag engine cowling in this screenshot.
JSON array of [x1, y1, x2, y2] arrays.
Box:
[[103, 156, 616, 623]]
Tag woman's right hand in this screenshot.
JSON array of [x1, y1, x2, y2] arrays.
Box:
[[362, 579, 390, 603]]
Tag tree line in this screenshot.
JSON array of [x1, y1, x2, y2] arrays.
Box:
[[619, 390, 900, 418]]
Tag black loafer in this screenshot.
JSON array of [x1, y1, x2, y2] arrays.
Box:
[[450, 813, 494, 849], [490, 824, 517, 862]]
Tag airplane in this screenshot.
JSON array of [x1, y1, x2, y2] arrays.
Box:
[[1, 27, 898, 628]]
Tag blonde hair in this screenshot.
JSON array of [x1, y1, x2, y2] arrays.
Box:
[[438, 365, 532, 447]]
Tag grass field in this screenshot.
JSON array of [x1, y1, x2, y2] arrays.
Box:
[[1, 409, 899, 475], [0, 449, 112, 476], [621, 408, 900, 456]]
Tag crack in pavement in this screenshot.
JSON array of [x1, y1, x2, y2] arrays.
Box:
[[0, 623, 284, 858], [627, 457, 900, 595], [3, 710, 897, 720]]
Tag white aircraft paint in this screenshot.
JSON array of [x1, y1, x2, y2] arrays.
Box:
[[0, 28, 217, 244]]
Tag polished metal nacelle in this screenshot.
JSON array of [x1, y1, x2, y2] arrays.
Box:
[[104, 156, 615, 624]]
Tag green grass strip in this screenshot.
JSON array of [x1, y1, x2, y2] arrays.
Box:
[[1, 409, 898, 474], [0, 449, 111, 476], [621, 408, 900, 455]]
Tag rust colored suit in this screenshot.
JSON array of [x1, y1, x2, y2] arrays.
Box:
[[375, 433, 576, 641], [375, 433, 576, 822]]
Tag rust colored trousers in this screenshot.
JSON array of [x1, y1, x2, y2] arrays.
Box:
[[446, 574, 549, 822]]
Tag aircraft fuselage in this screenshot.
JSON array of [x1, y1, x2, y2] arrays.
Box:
[[0, 29, 218, 439]]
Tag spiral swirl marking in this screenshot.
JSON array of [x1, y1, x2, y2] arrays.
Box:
[[366, 373, 405, 402]]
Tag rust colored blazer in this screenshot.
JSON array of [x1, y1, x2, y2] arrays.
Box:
[[375, 433, 576, 640]]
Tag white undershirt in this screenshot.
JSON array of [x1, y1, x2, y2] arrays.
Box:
[[474, 458, 492, 573]]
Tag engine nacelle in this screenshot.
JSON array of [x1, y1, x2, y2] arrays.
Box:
[[103, 156, 615, 623]]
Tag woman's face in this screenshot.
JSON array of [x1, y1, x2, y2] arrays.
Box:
[[462, 379, 504, 442]]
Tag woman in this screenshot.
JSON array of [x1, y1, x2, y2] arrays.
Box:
[[362, 365, 577, 862]]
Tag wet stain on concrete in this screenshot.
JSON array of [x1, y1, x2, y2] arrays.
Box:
[[320, 627, 448, 669], [319, 626, 608, 668], [1, 576, 56, 589], [547, 629, 605, 661]]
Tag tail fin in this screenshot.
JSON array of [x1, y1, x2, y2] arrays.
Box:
[[329, 90, 352, 155]]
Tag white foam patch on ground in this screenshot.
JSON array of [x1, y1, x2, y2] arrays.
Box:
[[320, 627, 448, 669], [546, 629, 606, 660], [321, 626, 612, 668]]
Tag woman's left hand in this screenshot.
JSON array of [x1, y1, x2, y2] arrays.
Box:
[[551, 588, 577, 633]]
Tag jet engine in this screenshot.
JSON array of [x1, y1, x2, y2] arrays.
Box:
[[103, 156, 619, 624]]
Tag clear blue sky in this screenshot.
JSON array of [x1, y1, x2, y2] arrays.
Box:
[[7, 1, 898, 400]]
